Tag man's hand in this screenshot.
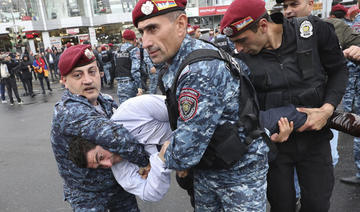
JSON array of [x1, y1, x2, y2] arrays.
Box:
[[138, 163, 151, 179], [343, 45, 360, 61], [150, 67, 156, 74], [270, 117, 294, 143], [158, 141, 170, 162], [137, 88, 143, 96], [176, 170, 189, 178], [296, 103, 334, 132]]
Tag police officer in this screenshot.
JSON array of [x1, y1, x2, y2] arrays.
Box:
[[326, 3, 360, 185], [221, 0, 347, 211], [108, 43, 117, 89], [133, 0, 269, 211], [113, 29, 143, 104], [100, 44, 112, 86], [51, 44, 149, 211], [142, 50, 158, 94], [211, 25, 235, 54], [282, 0, 360, 186], [138, 40, 156, 93]]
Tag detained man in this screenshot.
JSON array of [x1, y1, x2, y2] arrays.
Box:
[[68, 95, 172, 202]]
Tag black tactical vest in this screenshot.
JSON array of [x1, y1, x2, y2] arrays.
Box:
[[114, 46, 135, 78], [238, 16, 327, 111], [101, 50, 111, 63], [214, 36, 232, 54], [163, 48, 275, 169]]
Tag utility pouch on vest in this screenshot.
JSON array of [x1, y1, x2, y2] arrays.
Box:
[[196, 122, 248, 170], [294, 16, 315, 80], [297, 50, 313, 79]]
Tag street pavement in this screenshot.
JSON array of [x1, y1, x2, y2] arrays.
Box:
[[0, 81, 359, 212]]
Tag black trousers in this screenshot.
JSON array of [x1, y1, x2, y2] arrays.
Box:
[[3, 77, 21, 103], [24, 78, 33, 95], [18, 74, 28, 93], [267, 130, 334, 212], [49, 63, 58, 81], [38, 75, 51, 92]]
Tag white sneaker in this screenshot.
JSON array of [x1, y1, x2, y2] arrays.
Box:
[[18, 101, 24, 105], [1, 100, 7, 103], [10, 102, 14, 106]]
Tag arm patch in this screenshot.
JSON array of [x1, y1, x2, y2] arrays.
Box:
[[178, 88, 200, 121]]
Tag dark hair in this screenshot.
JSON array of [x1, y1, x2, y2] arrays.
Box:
[[68, 136, 96, 168], [249, 13, 272, 33], [165, 10, 186, 22], [330, 10, 346, 19]]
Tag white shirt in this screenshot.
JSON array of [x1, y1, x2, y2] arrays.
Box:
[[110, 94, 173, 202]]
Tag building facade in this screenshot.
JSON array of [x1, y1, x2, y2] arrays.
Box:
[[0, 0, 340, 52]]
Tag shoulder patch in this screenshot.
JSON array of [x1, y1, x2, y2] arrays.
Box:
[[178, 88, 200, 122], [299, 20, 313, 38]]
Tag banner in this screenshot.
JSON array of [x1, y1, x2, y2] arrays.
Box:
[[199, 5, 229, 16]]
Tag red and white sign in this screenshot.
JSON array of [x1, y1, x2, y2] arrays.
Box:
[[199, 5, 229, 16], [66, 28, 80, 35], [78, 34, 90, 44]]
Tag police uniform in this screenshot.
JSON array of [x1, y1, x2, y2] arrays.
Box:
[[343, 60, 360, 180], [132, 1, 269, 211], [164, 35, 268, 212], [51, 45, 148, 211], [101, 46, 112, 84], [339, 11, 360, 182], [221, 1, 347, 211], [211, 34, 235, 54], [113, 31, 142, 104], [143, 50, 158, 94]]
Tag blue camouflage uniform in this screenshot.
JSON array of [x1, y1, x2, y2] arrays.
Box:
[[210, 34, 235, 54], [116, 42, 142, 104], [163, 35, 269, 211], [143, 50, 158, 94], [344, 18, 360, 179], [352, 14, 360, 32], [343, 61, 360, 178], [51, 90, 148, 211]]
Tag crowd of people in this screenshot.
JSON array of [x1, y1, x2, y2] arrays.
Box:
[[1, 0, 360, 211], [0, 48, 60, 104]]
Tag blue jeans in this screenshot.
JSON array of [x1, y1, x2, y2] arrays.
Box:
[[0, 81, 5, 101]]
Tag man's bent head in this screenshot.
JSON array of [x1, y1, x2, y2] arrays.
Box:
[[220, 0, 271, 55], [68, 136, 122, 169]]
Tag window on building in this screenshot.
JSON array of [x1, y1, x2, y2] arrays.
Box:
[[0, 0, 40, 23]]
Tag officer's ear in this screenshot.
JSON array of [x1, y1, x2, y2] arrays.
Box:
[[258, 18, 268, 33], [100, 71, 104, 77], [176, 13, 188, 37], [61, 75, 68, 88]]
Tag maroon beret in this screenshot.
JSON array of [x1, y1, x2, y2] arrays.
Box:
[[331, 4, 348, 13], [123, 29, 136, 40], [132, 0, 187, 27], [187, 24, 194, 35], [220, 0, 266, 37], [58, 45, 96, 76]]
